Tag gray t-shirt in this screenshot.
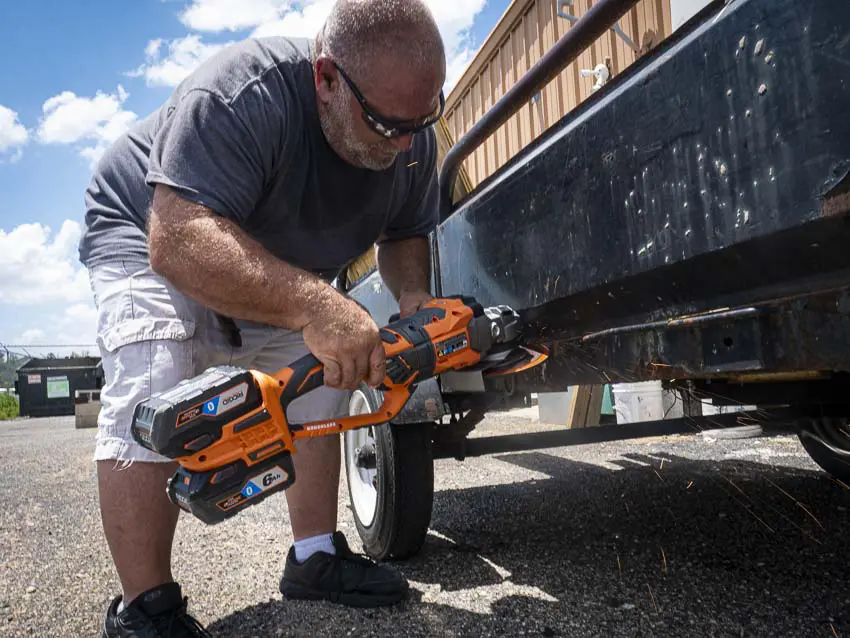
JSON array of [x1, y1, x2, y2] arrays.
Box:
[[78, 36, 439, 283]]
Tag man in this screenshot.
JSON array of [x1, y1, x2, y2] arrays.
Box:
[[78, 0, 446, 635]]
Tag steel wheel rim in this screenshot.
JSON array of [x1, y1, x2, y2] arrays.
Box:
[[346, 390, 378, 526]]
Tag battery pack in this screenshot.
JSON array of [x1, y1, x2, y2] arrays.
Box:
[[131, 365, 262, 459], [166, 452, 296, 524]]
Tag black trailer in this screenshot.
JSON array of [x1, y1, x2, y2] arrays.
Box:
[[335, 0, 850, 562], [15, 357, 103, 418]]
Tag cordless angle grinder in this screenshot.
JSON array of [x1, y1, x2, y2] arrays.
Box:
[[131, 296, 547, 525]]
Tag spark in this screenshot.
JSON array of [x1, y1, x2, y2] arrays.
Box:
[[765, 478, 825, 530], [718, 475, 776, 534], [617, 553, 622, 579], [647, 583, 659, 612], [830, 623, 839, 637], [687, 481, 694, 489], [653, 468, 665, 482], [661, 547, 668, 575], [407, 161, 419, 167], [720, 475, 822, 544]]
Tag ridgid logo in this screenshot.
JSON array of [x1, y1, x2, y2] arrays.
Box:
[[202, 383, 249, 417]]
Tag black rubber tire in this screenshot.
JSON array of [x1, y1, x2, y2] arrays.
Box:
[[798, 418, 850, 483], [344, 386, 435, 561]]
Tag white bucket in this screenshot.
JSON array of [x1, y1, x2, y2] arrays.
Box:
[[613, 381, 665, 424]]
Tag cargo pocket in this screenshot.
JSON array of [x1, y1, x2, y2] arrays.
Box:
[[100, 317, 197, 353], [100, 316, 198, 389]]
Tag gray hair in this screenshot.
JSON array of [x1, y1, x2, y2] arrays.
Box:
[[317, 0, 445, 85]]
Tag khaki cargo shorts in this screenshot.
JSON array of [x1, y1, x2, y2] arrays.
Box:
[[88, 260, 350, 464]]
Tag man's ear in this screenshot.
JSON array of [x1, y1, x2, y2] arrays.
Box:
[[314, 57, 336, 102]]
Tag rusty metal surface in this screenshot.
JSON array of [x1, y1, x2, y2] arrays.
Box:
[[494, 287, 850, 392]]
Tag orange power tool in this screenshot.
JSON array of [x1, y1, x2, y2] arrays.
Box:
[[131, 296, 547, 524]]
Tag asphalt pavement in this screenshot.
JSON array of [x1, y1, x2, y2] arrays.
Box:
[[1, 411, 848, 637]]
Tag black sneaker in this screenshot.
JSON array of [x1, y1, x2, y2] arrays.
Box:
[[279, 532, 409, 607], [102, 582, 211, 637]]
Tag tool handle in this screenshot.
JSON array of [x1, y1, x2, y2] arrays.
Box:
[[278, 353, 325, 409]]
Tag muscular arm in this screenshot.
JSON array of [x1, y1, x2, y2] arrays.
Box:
[[148, 184, 341, 330], [375, 235, 432, 300]]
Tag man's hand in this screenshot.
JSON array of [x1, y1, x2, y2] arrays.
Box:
[[302, 296, 386, 390], [376, 236, 433, 313], [398, 289, 433, 317]]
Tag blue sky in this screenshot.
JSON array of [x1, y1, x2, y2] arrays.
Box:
[[0, 0, 510, 360]]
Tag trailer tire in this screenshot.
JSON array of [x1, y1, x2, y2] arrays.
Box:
[[798, 418, 850, 483], [344, 385, 434, 561]]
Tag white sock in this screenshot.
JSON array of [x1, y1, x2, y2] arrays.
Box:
[[294, 533, 336, 562]]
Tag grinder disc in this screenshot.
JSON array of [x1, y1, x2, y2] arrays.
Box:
[[481, 344, 549, 377]]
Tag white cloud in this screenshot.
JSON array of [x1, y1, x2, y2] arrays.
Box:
[[128, 35, 231, 88], [11, 301, 97, 357], [0, 220, 91, 306], [0, 221, 97, 356], [139, 0, 487, 93], [180, 0, 290, 32], [36, 86, 137, 169], [19, 329, 45, 345], [249, 0, 334, 38], [0, 104, 29, 161]]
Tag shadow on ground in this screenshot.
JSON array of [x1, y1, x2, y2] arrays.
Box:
[[208, 450, 850, 637]]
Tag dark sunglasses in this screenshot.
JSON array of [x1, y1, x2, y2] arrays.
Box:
[[333, 62, 445, 139]]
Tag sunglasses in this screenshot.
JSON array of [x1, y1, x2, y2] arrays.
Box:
[[333, 62, 445, 139]]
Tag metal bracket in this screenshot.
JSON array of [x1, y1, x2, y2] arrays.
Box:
[[557, 0, 639, 52]]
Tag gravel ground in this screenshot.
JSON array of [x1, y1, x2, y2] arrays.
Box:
[[1, 412, 848, 637]]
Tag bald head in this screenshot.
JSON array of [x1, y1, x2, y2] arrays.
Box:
[[318, 0, 446, 87]]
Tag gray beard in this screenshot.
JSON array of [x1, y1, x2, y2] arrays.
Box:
[[319, 89, 398, 171]]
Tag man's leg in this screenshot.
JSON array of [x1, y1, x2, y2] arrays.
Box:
[[91, 260, 226, 635], [97, 459, 179, 603], [282, 434, 341, 542], [239, 327, 408, 607]]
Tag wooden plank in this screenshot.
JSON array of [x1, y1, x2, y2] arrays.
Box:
[[510, 28, 523, 159], [575, 0, 592, 105], [471, 77, 485, 184], [491, 51, 507, 170], [481, 67, 494, 177], [515, 14, 529, 151], [568, 385, 605, 428], [540, 0, 563, 129], [656, 0, 673, 37]]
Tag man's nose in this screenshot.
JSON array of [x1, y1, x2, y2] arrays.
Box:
[[389, 134, 413, 152]]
